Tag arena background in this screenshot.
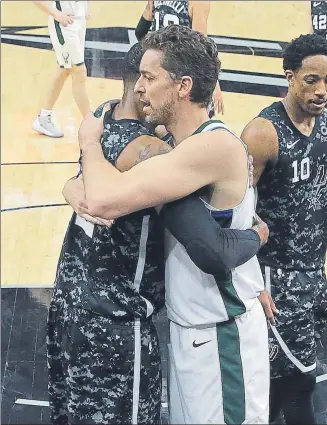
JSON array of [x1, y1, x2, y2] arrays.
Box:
[[1, 1, 326, 423]]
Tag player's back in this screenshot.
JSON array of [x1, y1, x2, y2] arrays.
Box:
[[53, 101, 165, 321], [165, 121, 264, 327], [256, 101, 327, 271], [151, 1, 191, 31], [312, 1, 327, 39]]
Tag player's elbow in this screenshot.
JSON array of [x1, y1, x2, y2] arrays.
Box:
[[186, 242, 231, 276]]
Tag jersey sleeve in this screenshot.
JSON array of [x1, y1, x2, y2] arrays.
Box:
[[159, 195, 261, 276]]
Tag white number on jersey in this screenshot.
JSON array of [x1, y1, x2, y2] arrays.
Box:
[[312, 14, 327, 29], [291, 158, 311, 183], [154, 11, 180, 30]]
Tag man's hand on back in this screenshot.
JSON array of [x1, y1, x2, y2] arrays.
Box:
[[63, 176, 114, 227], [252, 213, 269, 247]]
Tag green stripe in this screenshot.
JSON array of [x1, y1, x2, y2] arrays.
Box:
[[54, 2, 65, 45], [216, 274, 246, 319], [193, 119, 224, 135], [216, 319, 245, 424], [55, 1, 62, 11]]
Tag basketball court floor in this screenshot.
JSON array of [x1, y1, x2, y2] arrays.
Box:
[[1, 1, 327, 423]]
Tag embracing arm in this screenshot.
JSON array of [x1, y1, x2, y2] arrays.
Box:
[[79, 129, 267, 272], [117, 135, 267, 272], [81, 129, 244, 219]]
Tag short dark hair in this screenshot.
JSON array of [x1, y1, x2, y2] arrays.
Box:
[[283, 33, 327, 71], [121, 42, 144, 85], [142, 25, 220, 107]]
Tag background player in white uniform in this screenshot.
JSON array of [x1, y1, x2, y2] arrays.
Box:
[[135, 0, 224, 116], [242, 33, 327, 425], [75, 25, 270, 424], [32, 1, 90, 138]]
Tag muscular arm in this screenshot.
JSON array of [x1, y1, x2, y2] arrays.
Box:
[[135, 0, 153, 40], [241, 117, 279, 186], [82, 129, 247, 219], [189, 1, 210, 35], [71, 134, 264, 273], [117, 136, 264, 272]]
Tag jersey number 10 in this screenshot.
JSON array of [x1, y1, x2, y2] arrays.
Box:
[[291, 158, 310, 183], [154, 12, 180, 30]]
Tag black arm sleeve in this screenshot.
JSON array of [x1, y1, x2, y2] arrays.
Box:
[[135, 16, 152, 41], [159, 195, 261, 275]]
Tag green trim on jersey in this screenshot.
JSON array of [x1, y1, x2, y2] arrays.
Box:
[[216, 319, 245, 424], [195, 119, 247, 319], [55, 2, 65, 46], [193, 119, 225, 135], [219, 275, 247, 318]]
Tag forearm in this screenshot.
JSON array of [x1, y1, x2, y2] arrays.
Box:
[[159, 195, 261, 275], [135, 16, 152, 41], [82, 142, 119, 203], [33, 1, 56, 17]]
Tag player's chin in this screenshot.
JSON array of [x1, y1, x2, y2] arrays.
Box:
[[145, 113, 159, 126], [307, 102, 326, 115]]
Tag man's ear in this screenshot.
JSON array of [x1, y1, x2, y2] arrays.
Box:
[[178, 76, 193, 100]]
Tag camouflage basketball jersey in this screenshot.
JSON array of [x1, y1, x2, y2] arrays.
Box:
[[256, 101, 327, 270], [53, 101, 165, 320], [151, 0, 191, 31], [311, 1, 327, 38]]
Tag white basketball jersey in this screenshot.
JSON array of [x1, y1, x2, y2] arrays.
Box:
[[53, 1, 88, 18], [165, 121, 264, 327]]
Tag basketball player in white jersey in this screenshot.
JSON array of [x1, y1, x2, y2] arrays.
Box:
[[32, 1, 90, 138], [77, 25, 269, 424], [135, 0, 224, 116]]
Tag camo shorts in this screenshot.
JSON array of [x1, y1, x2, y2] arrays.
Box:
[[261, 266, 327, 379], [47, 303, 162, 424]]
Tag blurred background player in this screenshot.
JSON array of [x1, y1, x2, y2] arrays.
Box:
[[242, 33, 327, 425], [32, 1, 90, 138], [135, 0, 224, 115], [311, 1, 327, 38]]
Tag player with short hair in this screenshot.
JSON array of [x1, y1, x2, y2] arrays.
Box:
[[77, 25, 270, 424], [49, 41, 267, 425], [135, 0, 224, 116], [32, 1, 90, 138], [241, 33, 327, 425]]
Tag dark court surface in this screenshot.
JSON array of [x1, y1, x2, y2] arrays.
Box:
[[1, 288, 327, 424]]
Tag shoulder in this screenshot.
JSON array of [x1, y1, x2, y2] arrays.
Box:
[[258, 101, 282, 121], [94, 99, 120, 118], [176, 127, 245, 167], [103, 120, 153, 145], [241, 117, 278, 154]]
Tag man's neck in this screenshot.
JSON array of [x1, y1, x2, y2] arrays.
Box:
[[113, 92, 139, 121], [166, 104, 211, 145]]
